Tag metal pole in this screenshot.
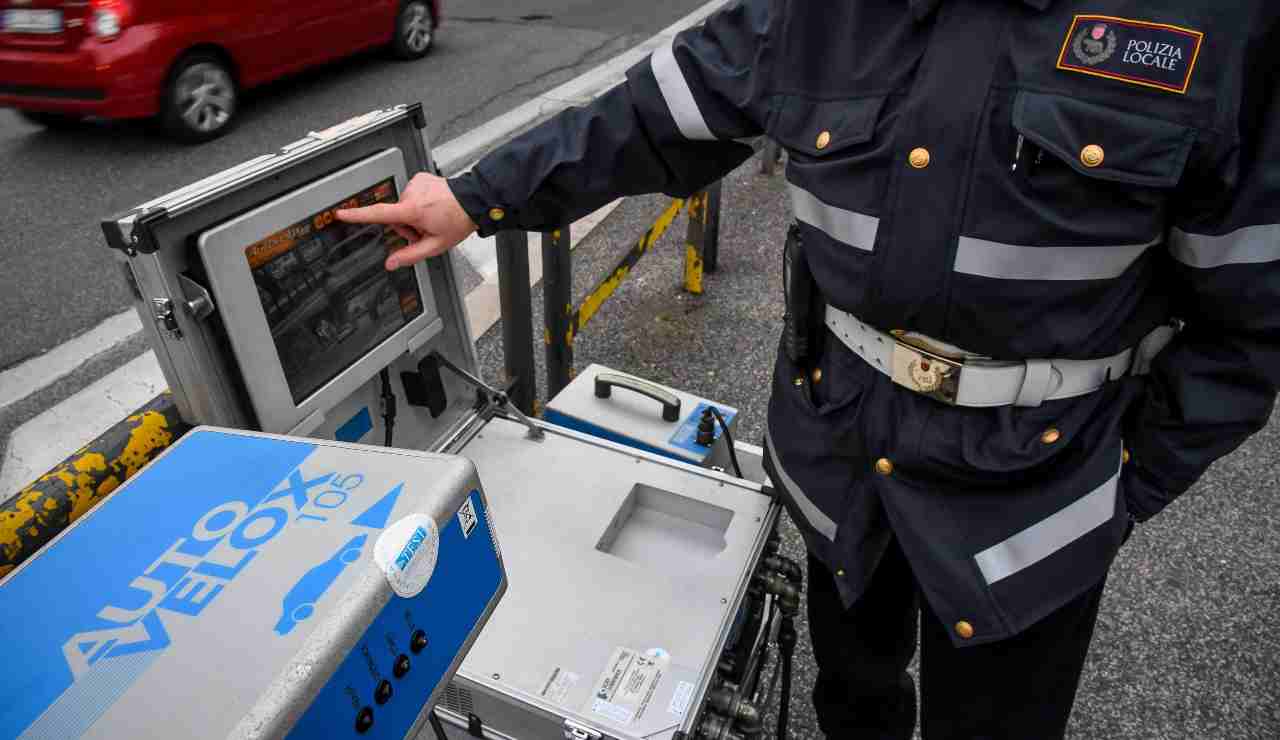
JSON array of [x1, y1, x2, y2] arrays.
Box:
[[704, 180, 722, 274], [496, 230, 536, 415], [683, 191, 707, 295], [541, 227, 574, 400]]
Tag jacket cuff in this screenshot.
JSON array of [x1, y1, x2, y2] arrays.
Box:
[[448, 172, 513, 238]]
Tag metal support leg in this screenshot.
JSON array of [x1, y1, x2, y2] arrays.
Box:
[[541, 227, 574, 400], [684, 191, 707, 295], [704, 180, 722, 273], [496, 230, 536, 416]]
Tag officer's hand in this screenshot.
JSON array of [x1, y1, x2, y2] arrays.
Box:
[[336, 173, 477, 270]]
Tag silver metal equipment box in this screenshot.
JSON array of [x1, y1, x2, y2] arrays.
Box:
[[99, 107, 795, 740], [434, 417, 778, 740], [1, 428, 506, 740]]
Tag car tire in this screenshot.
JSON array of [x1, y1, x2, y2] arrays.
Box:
[[17, 111, 84, 130], [160, 51, 238, 144], [392, 1, 436, 60]]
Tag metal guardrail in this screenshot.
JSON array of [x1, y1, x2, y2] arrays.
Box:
[[496, 181, 725, 410]]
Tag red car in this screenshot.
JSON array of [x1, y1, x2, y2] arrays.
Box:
[[0, 0, 440, 142]]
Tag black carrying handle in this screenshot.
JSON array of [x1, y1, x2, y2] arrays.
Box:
[[594, 373, 681, 422]]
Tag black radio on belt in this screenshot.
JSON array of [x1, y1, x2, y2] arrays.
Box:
[[782, 223, 823, 365]]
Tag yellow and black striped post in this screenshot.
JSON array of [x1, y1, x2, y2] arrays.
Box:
[[0, 392, 188, 577], [684, 190, 709, 294], [542, 227, 574, 399]]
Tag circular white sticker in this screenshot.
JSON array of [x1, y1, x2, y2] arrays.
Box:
[[373, 514, 440, 598]]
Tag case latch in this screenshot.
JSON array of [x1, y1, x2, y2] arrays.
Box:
[[563, 719, 602, 740], [151, 298, 180, 338]]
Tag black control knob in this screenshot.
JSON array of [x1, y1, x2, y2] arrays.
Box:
[[355, 706, 374, 734], [393, 653, 411, 679], [410, 629, 428, 654], [375, 679, 393, 705]]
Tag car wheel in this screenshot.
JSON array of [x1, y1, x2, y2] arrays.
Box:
[[392, 1, 435, 60], [160, 52, 238, 144], [17, 111, 84, 130]]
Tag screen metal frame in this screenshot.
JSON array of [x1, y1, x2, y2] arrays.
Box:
[[197, 148, 441, 434]]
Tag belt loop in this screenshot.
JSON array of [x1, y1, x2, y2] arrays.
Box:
[[1015, 360, 1054, 407]]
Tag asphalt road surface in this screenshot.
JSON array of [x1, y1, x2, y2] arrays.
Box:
[[0, 1, 709, 371]]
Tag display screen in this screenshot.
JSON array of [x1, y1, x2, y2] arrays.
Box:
[[244, 179, 422, 404]]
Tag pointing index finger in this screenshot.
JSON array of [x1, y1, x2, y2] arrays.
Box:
[[335, 202, 410, 225]]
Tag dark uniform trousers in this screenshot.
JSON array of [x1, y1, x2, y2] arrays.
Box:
[[807, 542, 1105, 740], [447, 0, 1280, 737]]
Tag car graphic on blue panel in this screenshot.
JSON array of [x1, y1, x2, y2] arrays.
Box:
[[274, 534, 368, 635]]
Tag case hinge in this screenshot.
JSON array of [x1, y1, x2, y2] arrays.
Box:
[[563, 719, 602, 740]]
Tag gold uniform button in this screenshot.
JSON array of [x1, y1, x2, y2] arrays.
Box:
[[793, 376, 804, 387], [816, 130, 832, 150], [489, 207, 506, 221], [811, 367, 824, 384], [1123, 448, 1132, 464], [955, 621, 975, 640], [875, 458, 894, 476], [1080, 144, 1105, 168], [1041, 428, 1062, 445], [908, 147, 931, 169], [836, 568, 846, 578]]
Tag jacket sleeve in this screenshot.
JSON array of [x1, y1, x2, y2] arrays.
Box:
[[447, 0, 775, 237], [1124, 23, 1280, 521]]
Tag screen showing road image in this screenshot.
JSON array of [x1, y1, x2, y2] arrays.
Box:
[[244, 178, 423, 404]]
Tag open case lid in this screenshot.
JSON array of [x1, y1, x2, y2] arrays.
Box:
[[101, 105, 484, 447]]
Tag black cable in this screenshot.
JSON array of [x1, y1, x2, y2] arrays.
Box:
[[379, 368, 397, 447], [777, 615, 798, 740], [428, 709, 449, 740], [708, 406, 744, 479]]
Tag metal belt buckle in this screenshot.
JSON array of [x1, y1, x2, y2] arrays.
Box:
[[890, 339, 962, 405]]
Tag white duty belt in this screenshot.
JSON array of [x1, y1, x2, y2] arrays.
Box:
[[824, 305, 1178, 408]]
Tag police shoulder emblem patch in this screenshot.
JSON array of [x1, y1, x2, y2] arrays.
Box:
[[1056, 15, 1204, 94]]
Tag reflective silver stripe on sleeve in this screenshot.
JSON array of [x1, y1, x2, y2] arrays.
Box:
[[650, 39, 716, 141], [1169, 225, 1280, 268], [973, 468, 1119, 585], [955, 236, 1159, 280], [764, 427, 838, 541], [789, 182, 880, 252]]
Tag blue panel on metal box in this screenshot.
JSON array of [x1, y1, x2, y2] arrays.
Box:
[[0, 428, 504, 740]]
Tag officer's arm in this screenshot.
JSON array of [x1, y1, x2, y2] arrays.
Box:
[[448, 0, 774, 237], [1125, 28, 1280, 521]]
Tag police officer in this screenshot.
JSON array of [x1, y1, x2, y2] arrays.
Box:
[[339, 1, 1280, 736]]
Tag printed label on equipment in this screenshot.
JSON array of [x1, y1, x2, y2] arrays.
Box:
[[587, 647, 669, 726], [457, 494, 478, 539], [540, 667, 580, 707], [668, 680, 695, 717], [373, 514, 439, 598]]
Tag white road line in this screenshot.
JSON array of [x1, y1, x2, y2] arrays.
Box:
[[0, 309, 142, 411], [0, 351, 167, 498]]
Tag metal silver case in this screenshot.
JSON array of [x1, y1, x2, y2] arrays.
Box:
[[103, 106, 481, 446]]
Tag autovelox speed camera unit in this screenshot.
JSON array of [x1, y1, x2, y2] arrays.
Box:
[[1, 427, 506, 739]]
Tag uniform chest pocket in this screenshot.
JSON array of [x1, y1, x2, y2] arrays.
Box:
[[969, 90, 1199, 250], [769, 94, 888, 161], [1012, 90, 1196, 188]]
